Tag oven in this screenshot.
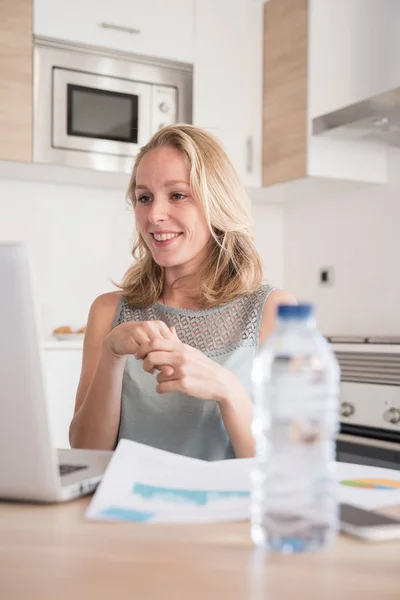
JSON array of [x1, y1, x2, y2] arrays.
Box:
[[331, 338, 400, 471], [34, 37, 192, 173]]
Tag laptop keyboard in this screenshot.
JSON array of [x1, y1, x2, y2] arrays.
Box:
[[59, 464, 88, 476]]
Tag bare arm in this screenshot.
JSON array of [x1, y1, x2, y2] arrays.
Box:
[[69, 292, 125, 450], [69, 294, 177, 450], [218, 288, 297, 458]]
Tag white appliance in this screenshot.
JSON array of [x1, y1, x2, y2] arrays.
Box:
[[331, 338, 400, 470], [34, 38, 192, 173]]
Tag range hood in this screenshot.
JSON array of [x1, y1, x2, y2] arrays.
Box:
[[312, 87, 400, 147]]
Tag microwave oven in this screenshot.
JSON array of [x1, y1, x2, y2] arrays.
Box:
[[33, 38, 193, 174]]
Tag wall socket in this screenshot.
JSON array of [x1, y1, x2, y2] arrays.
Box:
[[319, 266, 334, 286]]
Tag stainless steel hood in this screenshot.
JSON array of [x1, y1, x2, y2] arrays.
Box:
[[312, 87, 400, 146]]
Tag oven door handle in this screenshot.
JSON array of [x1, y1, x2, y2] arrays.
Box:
[[337, 432, 400, 452]]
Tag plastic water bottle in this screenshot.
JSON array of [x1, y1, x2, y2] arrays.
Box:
[[251, 304, 340, 553]]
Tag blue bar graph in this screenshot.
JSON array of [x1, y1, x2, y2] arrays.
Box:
[[100, 506, 154, 522], [132, 482, 249, 506]]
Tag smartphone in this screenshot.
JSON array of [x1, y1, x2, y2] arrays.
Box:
[[340, 503, 400, 541]]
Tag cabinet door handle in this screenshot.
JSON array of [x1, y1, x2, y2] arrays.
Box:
[[246, 136, 253, 174], [100, 22, 141, 35]]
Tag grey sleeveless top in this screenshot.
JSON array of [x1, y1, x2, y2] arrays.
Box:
[[113, 284, 275, 461]]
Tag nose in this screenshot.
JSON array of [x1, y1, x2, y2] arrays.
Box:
[[147, 197, 169, 224]]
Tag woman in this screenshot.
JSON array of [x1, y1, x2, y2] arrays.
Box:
[[69, 124, 295, 459]]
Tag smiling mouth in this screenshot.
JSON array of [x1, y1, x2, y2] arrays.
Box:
[[151, 232, 183, 242]]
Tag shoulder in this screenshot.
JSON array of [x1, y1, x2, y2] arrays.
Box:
[[88, 291, 123, 323], [91, 291, 122, 309], [81, 292, 124, 356], [264, 287, 297, 307], [259, 287, 297, 345], [244, 283, 294, 310]]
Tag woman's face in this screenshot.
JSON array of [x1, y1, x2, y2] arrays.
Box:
[[134, 146, 211, 272]]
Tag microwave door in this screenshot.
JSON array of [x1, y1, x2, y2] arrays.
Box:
[[52, 68, 152, 158]]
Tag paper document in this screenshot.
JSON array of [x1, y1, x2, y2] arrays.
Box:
[[86, 440, 252, 524], [86, 439, 400, 524]]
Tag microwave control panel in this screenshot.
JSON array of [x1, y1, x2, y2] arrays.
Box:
[[152, 85, 177, 131]]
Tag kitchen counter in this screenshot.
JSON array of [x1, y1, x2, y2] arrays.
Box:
[[40, 339, 84, 350], [0, 498, 399, 600]]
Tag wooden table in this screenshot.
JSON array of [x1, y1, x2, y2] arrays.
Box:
[[0, 498, 399, 600]]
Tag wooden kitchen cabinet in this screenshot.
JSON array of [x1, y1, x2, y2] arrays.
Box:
[[193, 0, 263, 187], [42, 346, 83, 449], [261, 0, 391, 187], [33, 0, 195, 64], [0, 0, 33, 162]]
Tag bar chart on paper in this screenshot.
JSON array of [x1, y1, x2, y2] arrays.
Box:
[[86, 439, 253, 524], [132, 482, 250, 505], [341, 479, 400, 490], [99, 483, 250, 523]]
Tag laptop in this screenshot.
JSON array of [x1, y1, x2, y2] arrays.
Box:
[[0, 242, 112, 502]]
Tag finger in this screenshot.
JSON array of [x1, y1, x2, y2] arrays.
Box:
[[157, 374, 192, 395], [148, 365, 173, 377], [131, 327, 151, 345], [147, 320, 175, 340], [169, 326, 180, 340], [135, 338, 176, 360], [142, 351, 180, 373], [156, 370, 178, 383], [160, 365, 174, 377], [135, 339, 173, 360], [160, 325, 175, 340], [156, 380, 183, 394]]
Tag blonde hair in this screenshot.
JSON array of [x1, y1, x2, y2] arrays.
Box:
[[119, 124, 263, 308]]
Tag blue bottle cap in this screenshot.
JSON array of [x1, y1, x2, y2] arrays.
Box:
[[277, 303, 314, 319]]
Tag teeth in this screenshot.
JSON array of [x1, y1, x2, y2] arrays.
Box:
[[153, 233, 181, 241]]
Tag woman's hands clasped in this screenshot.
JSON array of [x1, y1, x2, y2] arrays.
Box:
[[133, 336, 230, 404], [103, 320, 231, 403], [103, 321, 177, 375]]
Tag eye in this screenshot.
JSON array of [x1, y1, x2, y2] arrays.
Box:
[[136, 194, 152, 205], [171, 193, 186, 201]]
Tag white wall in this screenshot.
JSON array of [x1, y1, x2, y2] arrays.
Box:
[[284, 151, 400, 336], [252, 202, 284, 288], [0, 178, 134, 337], [0, 175, 283, 338]]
